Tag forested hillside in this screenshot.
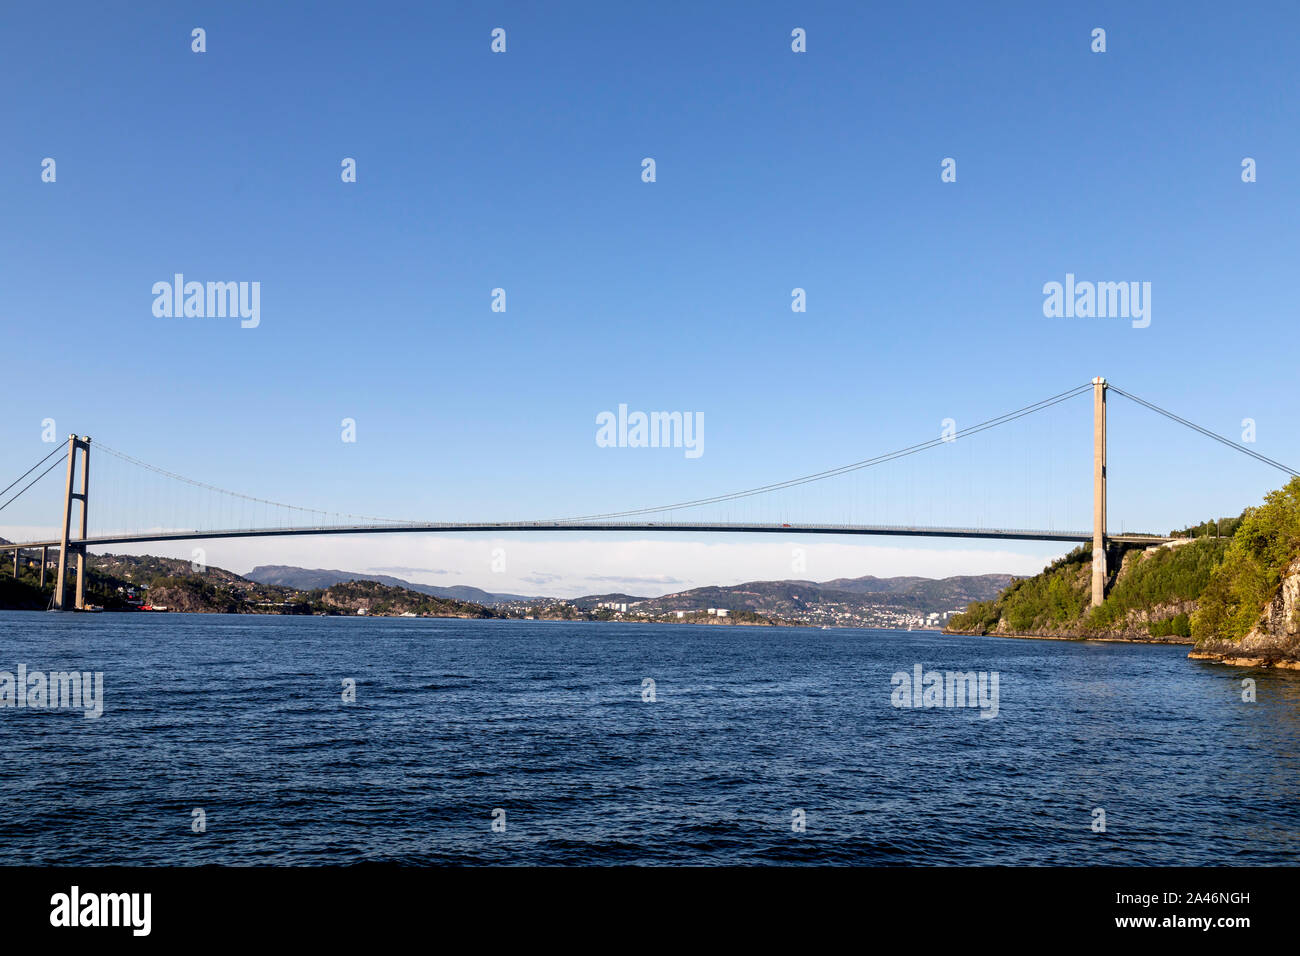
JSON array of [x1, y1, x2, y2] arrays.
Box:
[[949, 477, 1300, 666]]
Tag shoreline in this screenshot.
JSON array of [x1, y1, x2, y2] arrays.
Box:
[[0, 605, 937, 629], [941, 628, 1193, 646], [1186, 651, 1300, 671], [14, 605, 1300, 665], [945, 628, 1300, 670]]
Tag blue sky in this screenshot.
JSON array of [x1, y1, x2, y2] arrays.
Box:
[[2, 1, 1298, 594]]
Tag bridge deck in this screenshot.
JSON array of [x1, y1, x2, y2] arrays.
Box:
[[1, 521, 1174, 550]]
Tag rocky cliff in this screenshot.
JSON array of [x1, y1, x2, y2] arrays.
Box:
[[1191, 559, 1300, 669]]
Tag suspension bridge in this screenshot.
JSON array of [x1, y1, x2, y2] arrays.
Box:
[[1, 378, 1295, 611]]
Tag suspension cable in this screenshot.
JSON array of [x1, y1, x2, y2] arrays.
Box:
[[93, 442, 411, 525], [0, 444, 64, 499], [0, 455, 66, 514], [553, 383, 1094, 521], [31, 382, 1290, 534], [1108, 385, 1298, 477]]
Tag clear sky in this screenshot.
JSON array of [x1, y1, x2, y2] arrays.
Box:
[[2, 1, 1298, 596]]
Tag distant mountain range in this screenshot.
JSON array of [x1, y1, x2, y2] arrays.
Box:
[[585, 574, 1013, 618], [244, 565, 1012, 619], [245, 565, 534, 605], [0, 548, 1013, 625]]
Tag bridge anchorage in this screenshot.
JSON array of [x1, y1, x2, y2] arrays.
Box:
[[5, 375, 1293, 613]]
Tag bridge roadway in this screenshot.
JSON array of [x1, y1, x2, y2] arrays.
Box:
[[1, 520, 1175, 552]]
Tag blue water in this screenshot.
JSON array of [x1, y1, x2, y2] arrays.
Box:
[[1, 611, 1298, 865]]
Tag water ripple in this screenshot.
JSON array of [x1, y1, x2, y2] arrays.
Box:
[[1, 613, 1298, 865]]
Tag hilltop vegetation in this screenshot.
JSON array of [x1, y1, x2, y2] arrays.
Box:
[[0, 575, 53, 611], [0, 552, 161, 611], [949, 539, 1225, 641], [949, 477, 1300, 664], [1092, 538, 1229, 636], [0, 552, 500, 618], [1190, 479, 1300, 661], [311, 579, 497, 618], [1171, 516, 1245, 539]]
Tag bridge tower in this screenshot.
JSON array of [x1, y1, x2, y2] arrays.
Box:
[[53, 435, 91, 611], [1091, 378, 1107, 607]]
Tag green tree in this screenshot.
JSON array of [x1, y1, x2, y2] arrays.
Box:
[[1192, 477, 1300, 643]]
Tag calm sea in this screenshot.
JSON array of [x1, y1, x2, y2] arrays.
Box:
[[2, 612, 1297, 865]]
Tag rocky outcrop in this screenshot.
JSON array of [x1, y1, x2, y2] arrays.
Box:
[[957, 612, 1195, 644], [145, 581, 241, 614], [1254, 559, 1300, 638], [318, 580, 496, 618], [1192, 559, 1300, 668], [1094, 599, 1198, 642]]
